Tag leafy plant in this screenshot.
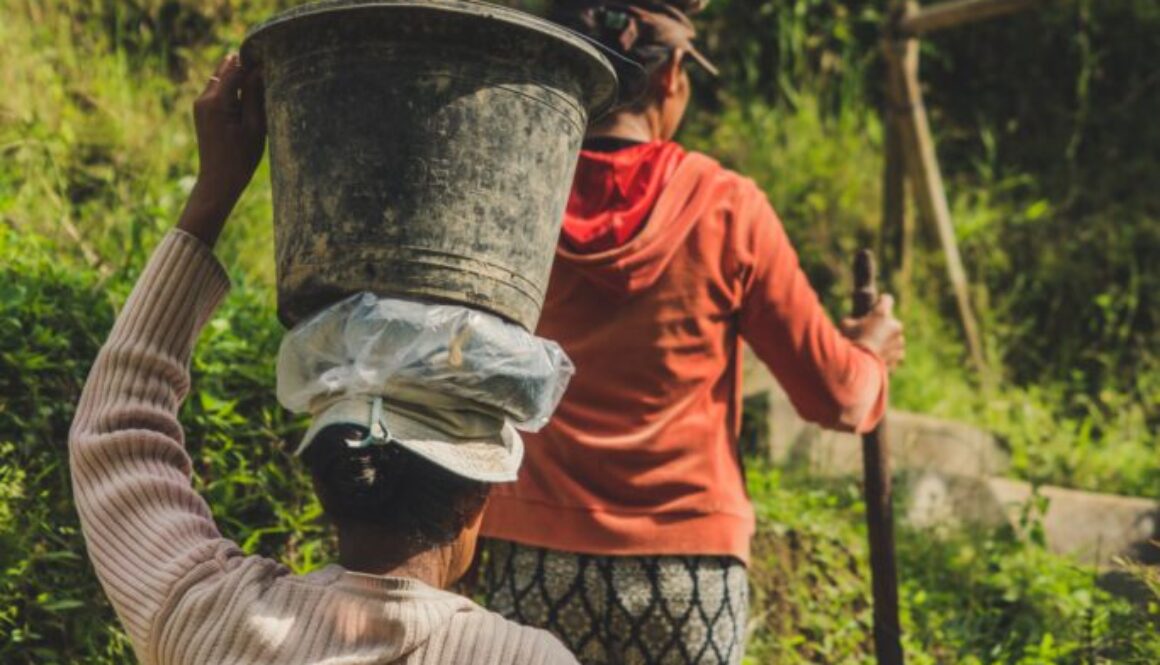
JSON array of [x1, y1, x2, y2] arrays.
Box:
[[0, 227, 320, 663]]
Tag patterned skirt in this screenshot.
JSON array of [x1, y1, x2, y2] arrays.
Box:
[[480, 539, 749, 665]]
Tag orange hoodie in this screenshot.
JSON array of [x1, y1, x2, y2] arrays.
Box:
[[481, 144, 887, 563]]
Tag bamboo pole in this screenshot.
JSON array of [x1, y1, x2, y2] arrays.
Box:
[[884, 8, 989, 375], [899, 0, 1045, 35]]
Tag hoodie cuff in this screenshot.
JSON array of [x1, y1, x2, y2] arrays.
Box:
[[848, 340, 890, 433]]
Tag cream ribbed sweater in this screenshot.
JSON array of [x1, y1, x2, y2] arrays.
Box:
[[69, 230, 577, 665]]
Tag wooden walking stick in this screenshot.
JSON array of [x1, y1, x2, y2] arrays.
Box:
[[854, 249, 905, 665]]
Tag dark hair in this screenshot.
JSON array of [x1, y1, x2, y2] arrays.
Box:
[[552, 3, 673, 68], [302, 425, 490, 549]]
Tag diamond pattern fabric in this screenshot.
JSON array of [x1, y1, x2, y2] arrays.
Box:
[[482, 540, 748, 665]]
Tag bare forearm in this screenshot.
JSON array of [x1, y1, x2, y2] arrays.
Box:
[[177, 180, 239, 248]]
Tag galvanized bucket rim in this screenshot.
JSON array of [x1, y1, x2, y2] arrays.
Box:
[[241, 0, 621, 118]]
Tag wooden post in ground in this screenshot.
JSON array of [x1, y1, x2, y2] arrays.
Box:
[[880, 121, 907, 293], [880, 2, 915, 307], [885, 2, 989, 375]]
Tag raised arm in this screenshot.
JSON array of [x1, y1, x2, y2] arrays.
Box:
[[735, 186, 903, 433], [68, 54, 266, 653]]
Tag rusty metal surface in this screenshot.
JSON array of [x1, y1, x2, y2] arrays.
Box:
[[243, 0, 617, 329]]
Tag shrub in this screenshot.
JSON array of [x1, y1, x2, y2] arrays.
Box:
[[0, 227, 320, 663], [0, 230, 128, 662]]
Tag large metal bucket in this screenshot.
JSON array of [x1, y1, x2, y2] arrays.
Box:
[[242, 0, 618, 329]]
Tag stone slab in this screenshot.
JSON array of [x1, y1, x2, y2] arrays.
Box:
[[989, 477, 1160, 566], [902, 471, 1160, 566]]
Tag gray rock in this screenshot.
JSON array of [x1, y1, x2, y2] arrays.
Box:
[[988, 478, 1160, 566], [901, 471, 1160, 566]]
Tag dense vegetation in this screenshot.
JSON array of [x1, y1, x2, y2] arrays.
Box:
[[0, 0, 1156, 662]]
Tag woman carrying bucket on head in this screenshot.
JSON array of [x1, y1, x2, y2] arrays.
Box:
[[478, 2, 906, 663], [67, 1, 630, 663], [68, 53, 579, 665]]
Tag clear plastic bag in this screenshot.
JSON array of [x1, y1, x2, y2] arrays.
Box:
[[276, 293, 574, 432]]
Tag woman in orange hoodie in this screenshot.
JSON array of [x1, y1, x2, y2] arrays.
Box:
[[480, 2, 905, 663]]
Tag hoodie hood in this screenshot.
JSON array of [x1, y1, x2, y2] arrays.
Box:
[[557, 142, 723, 294], [562, 141, 686, 254]]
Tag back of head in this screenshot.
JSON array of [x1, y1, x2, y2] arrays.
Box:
[[303, 424, 490, 549], [549, 1, 716, 113], [551, 1, 678, 77]]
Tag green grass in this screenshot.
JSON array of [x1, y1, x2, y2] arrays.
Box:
[[744, 467, 1160, 664], [0, 0, 279, 281]]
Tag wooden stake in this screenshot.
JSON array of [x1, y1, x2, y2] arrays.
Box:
[[880, 7, 913, 306], [899, 0, 1046, 35], [884, 14, 988, 375], [854, 250, 905, 665]]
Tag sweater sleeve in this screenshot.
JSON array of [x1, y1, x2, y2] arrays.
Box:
[[69, 229, 241, 656], [734, 185, 888, 433]]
